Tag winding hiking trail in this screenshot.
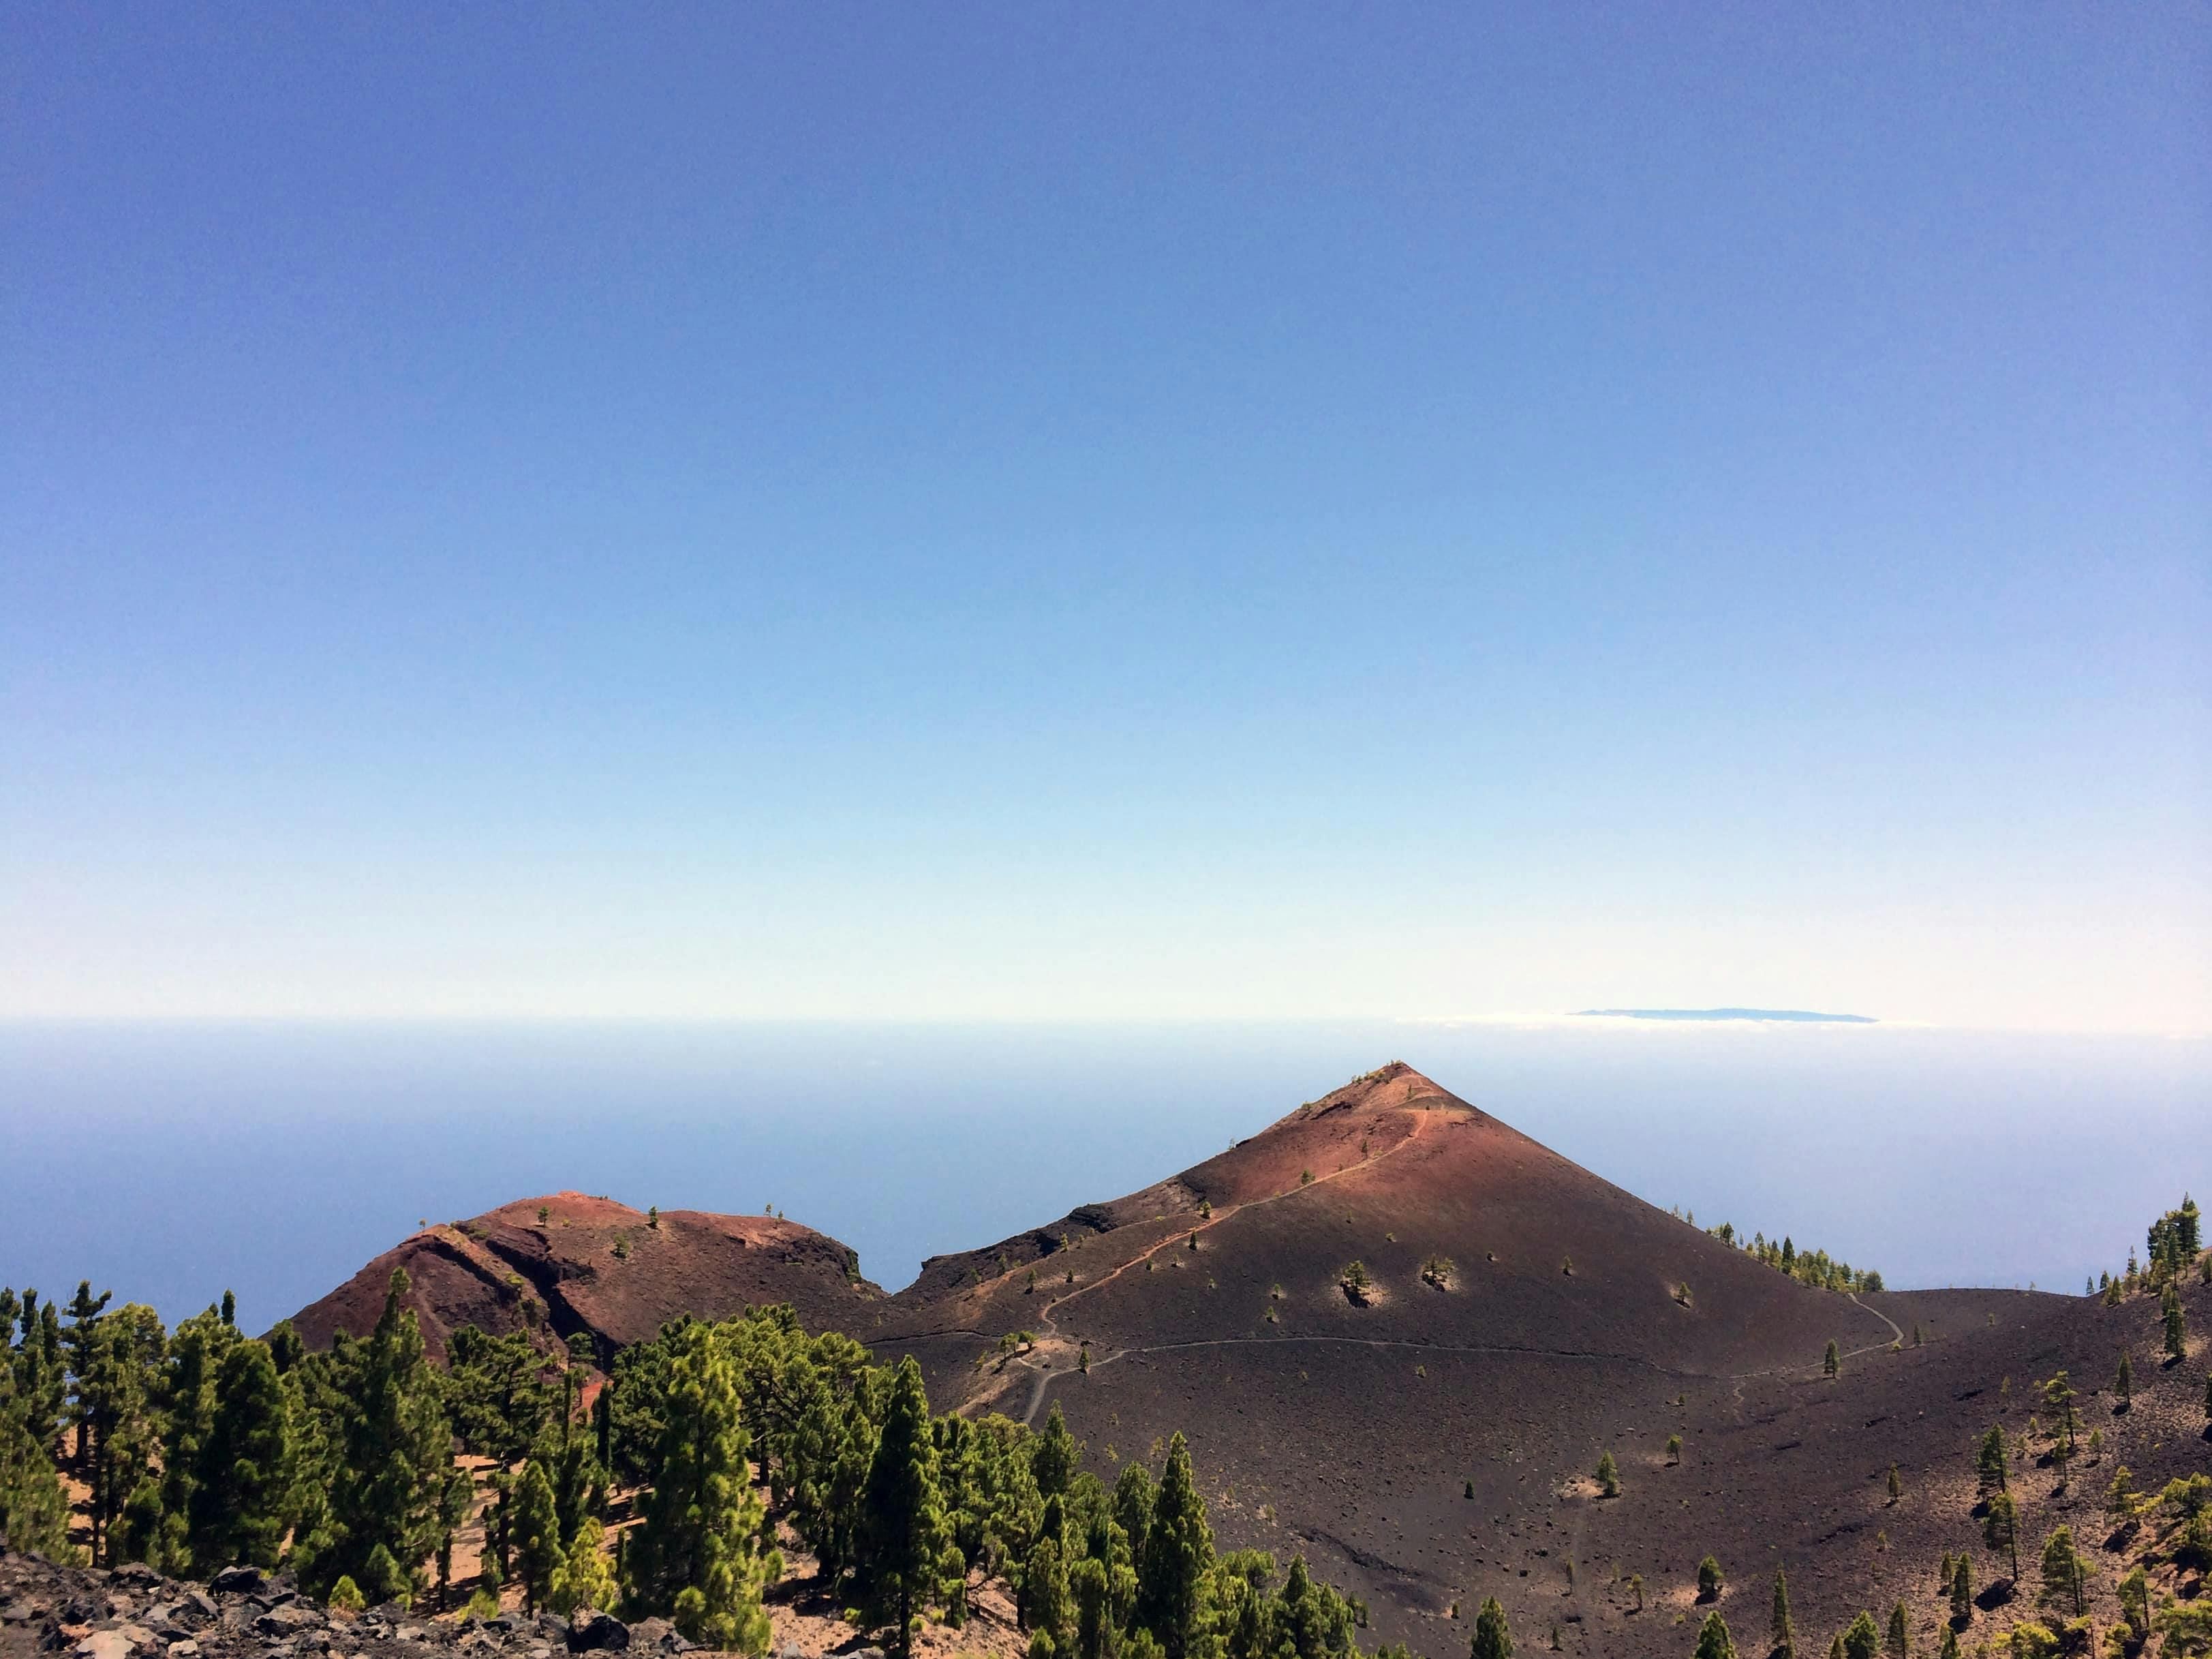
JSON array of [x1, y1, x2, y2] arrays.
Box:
[[994, 1113, 1902, 1427], [996, 1108, 1439, 1424]]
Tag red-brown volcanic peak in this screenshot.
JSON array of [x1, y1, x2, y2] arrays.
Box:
[[865, 1063, 2212, 1658], [887, 1061, 1856, 1384], [898, 1063, 1447, 1304], [287, 1191, 881, 1360]]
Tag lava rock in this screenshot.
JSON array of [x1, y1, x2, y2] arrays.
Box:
[[209, 1569, 264, 1598], [565, 1612, 628, 1652], [74, 1633, 138, 1659], [255, 1604, 323, 1637]]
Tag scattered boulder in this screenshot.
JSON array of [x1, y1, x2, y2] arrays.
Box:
[[254, 1604, 323, 1638], [566, 1611, 629, 1652], [74, 1632, 138, 1659], [210, 1568, 264, 1597]]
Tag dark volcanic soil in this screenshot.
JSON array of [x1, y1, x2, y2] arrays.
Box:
[[287, 1195, 881, 1362], [867, 1065, 2212, 1658], [285, 1065, 2211, 1658]]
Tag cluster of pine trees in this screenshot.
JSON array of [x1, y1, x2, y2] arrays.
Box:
[[2094, 1198, 2203, 1375], [1703, 1224, 1885, 1295], [596, 1304, 1384, 1659], [2, 1271, 1394, 1659]]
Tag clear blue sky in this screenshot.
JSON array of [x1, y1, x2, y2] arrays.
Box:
[[4, 7, 2207, 1029]]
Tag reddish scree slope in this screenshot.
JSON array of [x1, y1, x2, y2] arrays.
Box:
[[287, 1192, 882, 1360], [865, 1063, 2212, 1659]]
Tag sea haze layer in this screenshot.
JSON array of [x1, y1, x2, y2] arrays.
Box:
[[1, 1020, 2202, 1333], [1575, 1008, 1878, 1023]]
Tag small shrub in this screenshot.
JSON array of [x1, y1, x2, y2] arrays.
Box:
[[1697, 1556, 1725, 1601], [328, 1577, 364, 1614]]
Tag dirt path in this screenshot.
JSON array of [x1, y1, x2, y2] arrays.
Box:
[[992, 1115, 1905, 1427], [1003, 1110, 1437, 1423]]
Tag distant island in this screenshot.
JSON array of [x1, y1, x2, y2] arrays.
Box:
[[1574, 1006, 1877, 1023]]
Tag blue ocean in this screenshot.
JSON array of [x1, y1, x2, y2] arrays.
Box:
[[2, 1019, 2203, 1332]]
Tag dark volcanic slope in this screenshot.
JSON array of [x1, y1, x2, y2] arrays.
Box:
[[867, 1064, 2212, 1659], [288, 1192, 882, 1360]]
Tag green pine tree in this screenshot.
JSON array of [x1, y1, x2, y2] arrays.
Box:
[[1841, 1612, 1880, 1659], [1949, 1554, 1972, 1626], [2114, 1352, 2133, 1409], [1469, 1596, 1511, 1659], [318, 1268, 450, 1599], [2036, 1527, 2085, 1617], [625, 1321, 779, 1652], [551, 1518, 620, 1617], [1975, 1425, 2008, 1497], [1698, 1556, 1725, 1600], [1771, 1565, 1796, 1659], [1824, 1341, 1840, 1380], [1981, 1491, 2018, 1581], [1032, 1403, 1080, 1503], [186, 1337, 290, 1571], [859, 1357, 951, 1659], [1596, 1450, 1619, 1497], [2163, 1285, 2189, 1362], [1694, 1611, 1736, 1659], [1884, 1601, 1908, 1659], [0, 1377, 71, 1557], [513, 1457, 561, 1615], [1138, 1433, 1216, 1659]]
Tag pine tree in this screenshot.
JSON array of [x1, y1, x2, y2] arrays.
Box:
[[0, 1376, 70, 1557], [626, 1321, 779, 1652], [156, 1305, 238, 1571], [1032, 1403, 1079, 1503], [60, 1281, 112, 1465], [2036, 1527, 2085, 1616], [2164, 1284, 2189, 1362], [1469, 1596, 1511, 1659], [1935, 1626, 1958, 1659], [1069, 1554, 1111, 1659], [81, 1303, 166, 1566], [551, 1518, 619, 1617], [859, 1357, 950, 1659], [1981, 1491, 2018, 1581], [318, 1268, 450, 1599], [1138, 1433, 1215, 1659], [1949, 1554, 1972, 1626], [513, 1458, 560, 1615], [1770, 1564, 1796, 1659], [1824, 1341, 1841, 1380], [1694, 1610, 1736, 1659], [1975, 1425, 2008, 1497], [2115, 1352, 2133, 1409], [187, 1337, 290, 1571], [1698, 1556, 1725, 1600], [1596, 1450, 1619, 1498], [1884, 1601, 1908, 1659], [1022, 1534, 1071, 1657], [1841, 1612, 1880, 1659], [1887, 1465, 1902, 1504]]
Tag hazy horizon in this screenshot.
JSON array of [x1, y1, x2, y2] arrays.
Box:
[[4, 1018, 2202, 1335]]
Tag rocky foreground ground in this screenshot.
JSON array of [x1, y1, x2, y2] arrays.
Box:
[[0, 1553, 698, 1659]]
